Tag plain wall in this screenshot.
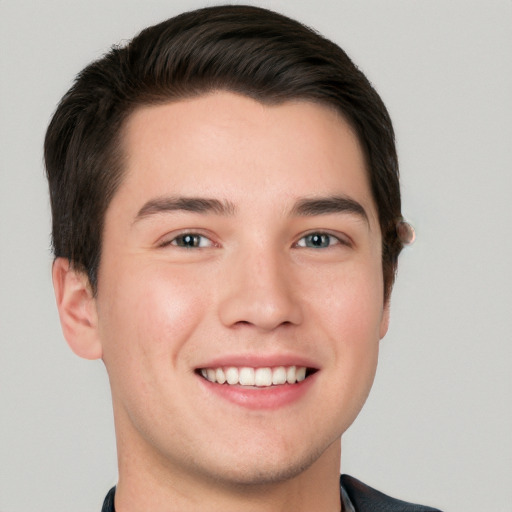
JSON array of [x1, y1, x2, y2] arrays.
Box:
[[1, 1, 511, 510]]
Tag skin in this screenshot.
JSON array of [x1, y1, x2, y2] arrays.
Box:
[[53, 92, 389, 512]]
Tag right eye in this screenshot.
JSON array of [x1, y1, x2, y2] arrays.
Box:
[[163, 233, 214, 249]]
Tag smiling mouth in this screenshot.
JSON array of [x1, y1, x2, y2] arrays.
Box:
[[197, 366, 317, 387]]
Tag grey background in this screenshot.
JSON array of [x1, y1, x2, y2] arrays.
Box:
[[1, 1, 511, 510]]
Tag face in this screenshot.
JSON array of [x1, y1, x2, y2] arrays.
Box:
[[94, 92, 388, 488]]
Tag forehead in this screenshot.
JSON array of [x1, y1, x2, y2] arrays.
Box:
[[114, 92, 377, 225]]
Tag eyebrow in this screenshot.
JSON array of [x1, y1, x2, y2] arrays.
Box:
[[290, 196, 369, 223], [133, 194, 368, 224], [134, 196, 236, 221]]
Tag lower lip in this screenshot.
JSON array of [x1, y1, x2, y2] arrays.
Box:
[[198, 372, 317, 410]]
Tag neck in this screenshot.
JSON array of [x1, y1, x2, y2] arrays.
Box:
[[114, 434, 342, 512]]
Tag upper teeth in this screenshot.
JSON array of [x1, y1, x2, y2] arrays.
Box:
[[200, 366, 307, 387]]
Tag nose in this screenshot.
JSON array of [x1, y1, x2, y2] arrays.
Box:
[[218, 248, 303, 331]]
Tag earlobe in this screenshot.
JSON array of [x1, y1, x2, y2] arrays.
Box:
[[52, 258, 103, 360], [379, 301, 391, 339]]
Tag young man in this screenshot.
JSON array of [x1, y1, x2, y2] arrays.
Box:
[[45, 5, 439, 511]]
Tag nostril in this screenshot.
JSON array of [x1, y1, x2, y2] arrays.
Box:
[[234, 320, 252, 327]]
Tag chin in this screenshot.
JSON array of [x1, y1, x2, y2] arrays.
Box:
[[200, 437, 333, 489]]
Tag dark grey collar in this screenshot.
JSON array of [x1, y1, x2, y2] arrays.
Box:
[[101, 475, 442, 511], [340, 474, 442, 512]]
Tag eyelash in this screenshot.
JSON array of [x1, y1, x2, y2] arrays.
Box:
[[159, 231, 349, 250], [295, 232, 349, 249], [159, 232, 215, 249]]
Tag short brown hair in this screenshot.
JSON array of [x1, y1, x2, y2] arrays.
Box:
[[45, 4, 404, 300]]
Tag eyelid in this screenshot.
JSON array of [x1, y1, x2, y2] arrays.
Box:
[[295, 230, 352, 248], [157, 229, 218, 249]]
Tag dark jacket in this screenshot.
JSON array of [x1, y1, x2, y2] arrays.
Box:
[[101, 475, 442, 511], [341, 474, 442, 511]]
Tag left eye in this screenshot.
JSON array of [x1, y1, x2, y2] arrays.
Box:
[[296, 233, 339, 249], [170, 233, 213, 248]]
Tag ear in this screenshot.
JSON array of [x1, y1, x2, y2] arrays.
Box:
[[52, 258, 102, 360], [379, 300, 391, 339]]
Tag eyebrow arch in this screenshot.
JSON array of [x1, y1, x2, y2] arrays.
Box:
[[134, 196, 236, 221], [291, 196, 369, 223]]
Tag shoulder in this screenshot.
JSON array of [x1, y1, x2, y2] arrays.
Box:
[[340, 474, 442, 512], [101, 486, 116, 512]]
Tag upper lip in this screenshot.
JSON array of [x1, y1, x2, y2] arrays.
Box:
[[195, 353, 320, 370]]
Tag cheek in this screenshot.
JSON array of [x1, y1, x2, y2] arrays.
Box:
[[310, 261, 384, 337], [326, 288, 381, 383], [307, 263, 383, 401], [96, 261, 210, 381]]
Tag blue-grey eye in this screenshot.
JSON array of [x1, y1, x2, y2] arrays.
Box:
[[297, 233, 336, 248]]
